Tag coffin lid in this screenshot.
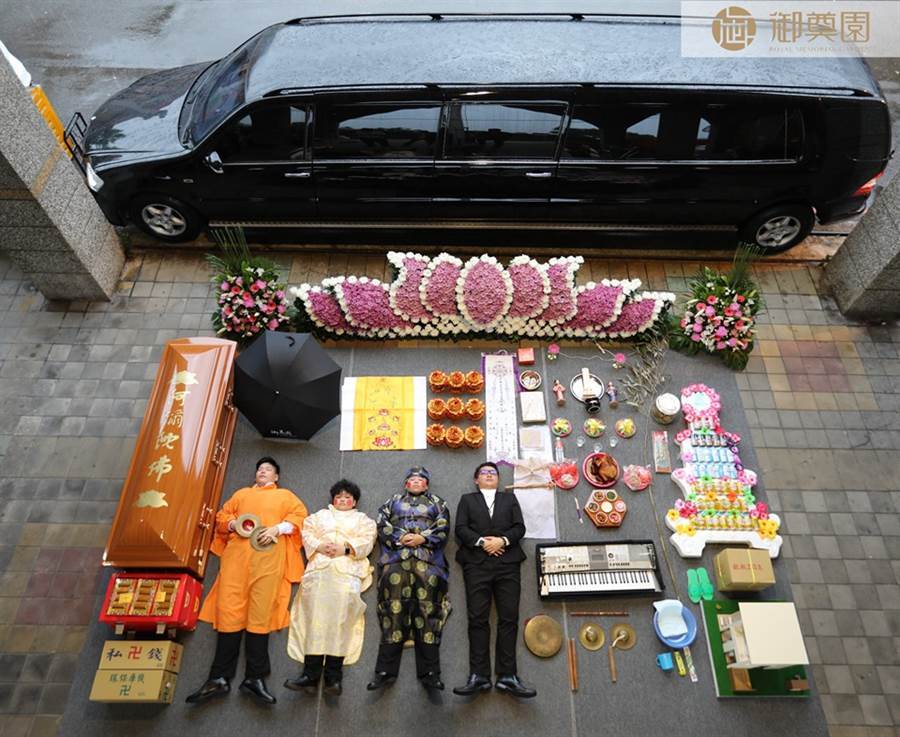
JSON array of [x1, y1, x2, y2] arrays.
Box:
[[104, 338, 236, 570]]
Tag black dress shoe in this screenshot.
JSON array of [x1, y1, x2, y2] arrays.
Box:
[[239, 677, 277, 704], [452, 674, 492, 696], [420, 672, 445, 691], [283, 673, 319, 694], [495, 675, 537, 699], [366, 672, 397, 691], [185, 677, 230, 703], [323, 680, 342, 696]]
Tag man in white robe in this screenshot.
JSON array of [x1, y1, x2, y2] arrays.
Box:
[[284, 479, 376, 695]]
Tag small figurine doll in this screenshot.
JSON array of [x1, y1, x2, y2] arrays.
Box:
[[606, 380, 619, 409], [552, 379, 566, 406]]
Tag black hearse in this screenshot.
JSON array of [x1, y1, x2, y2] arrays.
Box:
[[68, 13, 892, 251]]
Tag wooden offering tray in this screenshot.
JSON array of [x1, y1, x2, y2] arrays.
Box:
[[585, 489, 627, 528]]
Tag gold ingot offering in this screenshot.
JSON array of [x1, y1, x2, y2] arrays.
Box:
[[578, 623, 605, 651], [523, 614, 563, 658], [236, 513, 261, 538], [610, 623, 637, 650], [250, 526, 275, 552]]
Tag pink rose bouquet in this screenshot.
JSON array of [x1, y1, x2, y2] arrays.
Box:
[[671, 247, 764, 370], [206, 227, 292, 343]]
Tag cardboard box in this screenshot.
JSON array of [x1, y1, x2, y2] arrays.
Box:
[[89, 669, 178, 703], [98, 640, 183, 673], [715, 548, 775, 592]]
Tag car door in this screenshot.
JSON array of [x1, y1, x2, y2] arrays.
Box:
[[432, 99, 566, 221], [193, 100, 316, 221], [312, 94, 440, 220]]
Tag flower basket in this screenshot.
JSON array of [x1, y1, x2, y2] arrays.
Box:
[[670, 246, 764, 371], [206, 227, 291, 343]]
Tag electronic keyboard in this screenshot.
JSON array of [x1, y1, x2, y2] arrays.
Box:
[[536, 540, 664, 600]]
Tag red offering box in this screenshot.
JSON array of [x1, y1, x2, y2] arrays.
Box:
[[517, 348, 535, 365], [99, 572, 202, 635]]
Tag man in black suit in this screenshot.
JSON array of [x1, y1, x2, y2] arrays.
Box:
[[452, 462, 536, 698]]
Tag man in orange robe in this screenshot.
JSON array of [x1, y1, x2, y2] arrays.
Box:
[[186, 456, 308, 705]]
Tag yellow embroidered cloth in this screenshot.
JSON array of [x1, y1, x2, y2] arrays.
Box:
[[339, 376, 426, 451]]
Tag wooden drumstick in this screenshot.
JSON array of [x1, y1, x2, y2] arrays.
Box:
[[570, 611, 628, 617], [568, 638, 578, 692]]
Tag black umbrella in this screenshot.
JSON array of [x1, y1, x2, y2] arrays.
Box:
[[234, 331, 342, 440]]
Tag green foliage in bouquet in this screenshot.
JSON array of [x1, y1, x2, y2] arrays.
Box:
[[206, 227, 292, 343], [669, 245, 765, 371]]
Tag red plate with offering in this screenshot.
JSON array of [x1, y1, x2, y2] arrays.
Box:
[[550, 460, 579, 490], [582, 452, 619, 488]]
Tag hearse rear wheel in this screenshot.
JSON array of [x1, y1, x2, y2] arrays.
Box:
[[739, 205, 814, 254], [131, 195, 205, 243]]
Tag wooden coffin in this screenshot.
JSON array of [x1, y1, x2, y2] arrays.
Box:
[[104, 337, 237, 577]]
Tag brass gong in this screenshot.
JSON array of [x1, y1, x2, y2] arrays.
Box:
[[610, 623, 637, 650], [578, 623, 605, 651], [523, 614, 563, 658]]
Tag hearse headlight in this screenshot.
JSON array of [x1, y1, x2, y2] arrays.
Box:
[[85, 160, 104, 192]]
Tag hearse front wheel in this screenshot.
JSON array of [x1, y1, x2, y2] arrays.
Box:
[[739, 205, 814, 253], [130, 195, 205, 243]]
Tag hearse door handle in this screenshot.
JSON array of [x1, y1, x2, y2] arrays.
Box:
[[525, 171, 552, 178], [284, 171, 311, 178]]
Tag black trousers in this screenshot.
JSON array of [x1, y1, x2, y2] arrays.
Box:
[[462, 560, 521, 678], [209, 630, 270, 680], [374, 641, 441, 678], [302, 654, 345, 684]]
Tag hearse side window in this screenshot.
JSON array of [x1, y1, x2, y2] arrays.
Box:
[[562, 105, 668, 160], [444, 102, 566, 159], [313, 103, 440, 159], [215, 104, 308, 163], [693, 107, 803, 161]]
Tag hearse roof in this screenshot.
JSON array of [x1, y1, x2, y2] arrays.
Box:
[[244, 14, 882, 100]]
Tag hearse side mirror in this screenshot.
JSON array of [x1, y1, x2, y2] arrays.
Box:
[[204, 151, 224, 174]]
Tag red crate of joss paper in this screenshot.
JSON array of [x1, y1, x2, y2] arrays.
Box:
[[99, 572, 202, 635]]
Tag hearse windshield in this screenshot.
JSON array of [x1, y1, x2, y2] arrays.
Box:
[[189, 36, 261, 144]]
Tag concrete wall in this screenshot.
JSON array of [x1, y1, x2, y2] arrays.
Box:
[[825, 175, 900, 320], [0, 55, 124, 301]]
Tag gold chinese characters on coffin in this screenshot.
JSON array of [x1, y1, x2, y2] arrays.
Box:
[[104, 338, 237, 578]]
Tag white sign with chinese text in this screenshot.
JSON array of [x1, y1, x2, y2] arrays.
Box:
[[681, 1, 900, 56]]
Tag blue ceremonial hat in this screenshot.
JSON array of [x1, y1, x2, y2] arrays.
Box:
[[405, 466, 431, 482]]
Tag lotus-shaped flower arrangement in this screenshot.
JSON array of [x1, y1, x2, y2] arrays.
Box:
[[290, 251, 674, 340]]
